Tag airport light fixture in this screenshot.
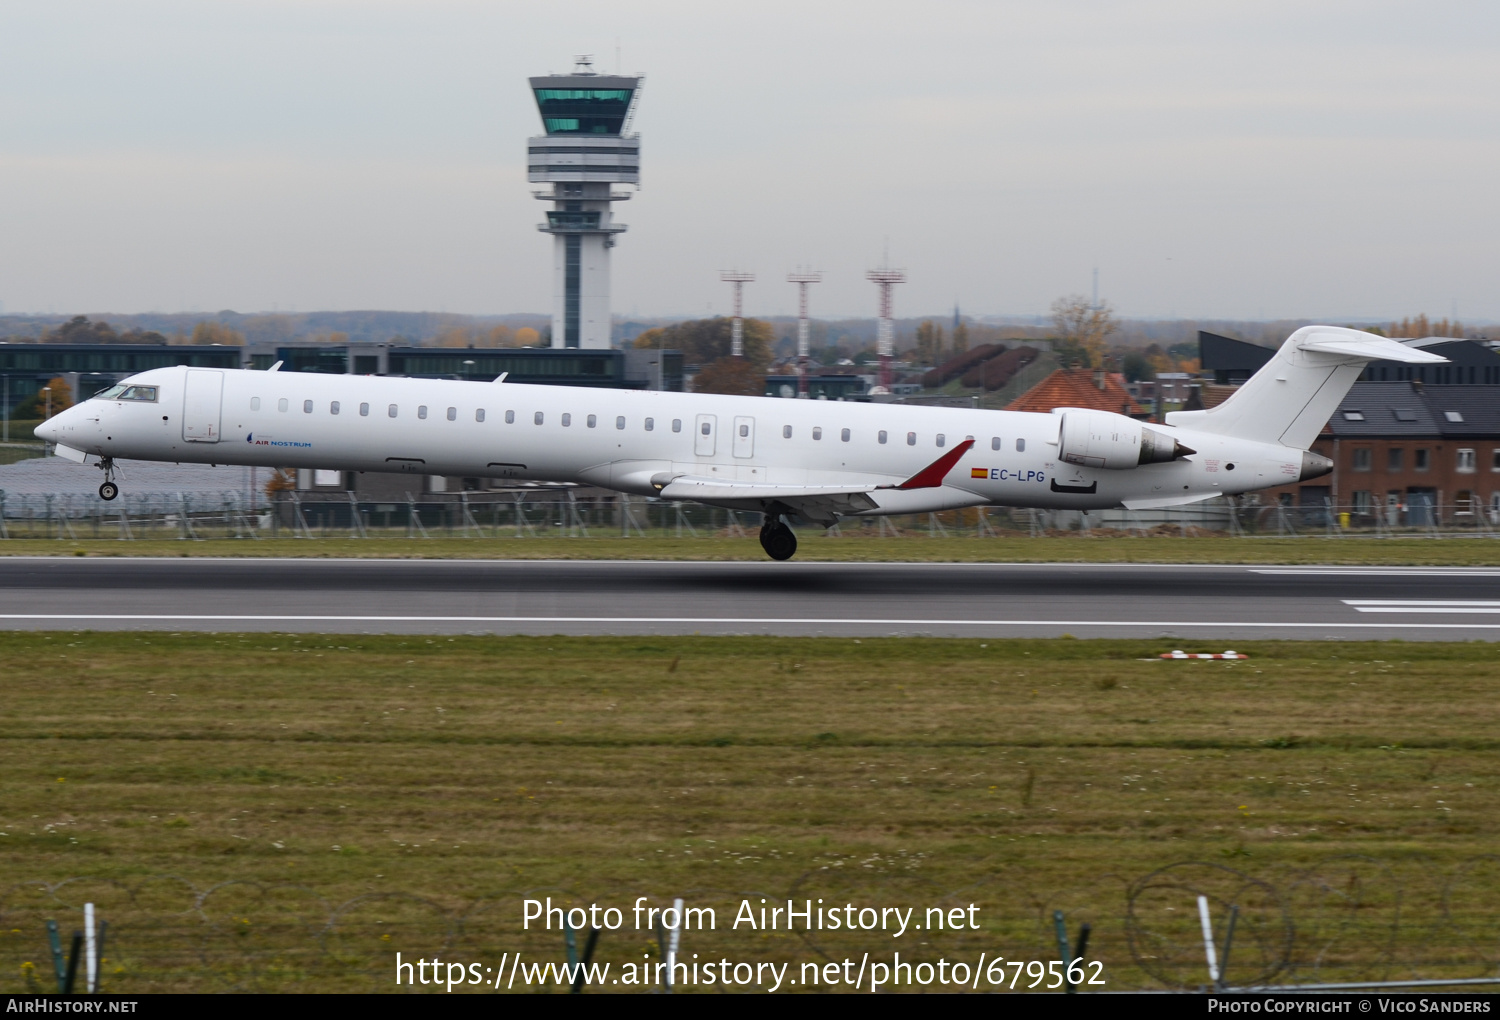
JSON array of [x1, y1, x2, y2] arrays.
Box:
[[786, 269, 822, 396], [866, 265, 906, 392], [720, 270, 755, 357]]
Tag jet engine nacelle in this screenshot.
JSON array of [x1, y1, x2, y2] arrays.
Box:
[[1057, 409, 1194, 470]]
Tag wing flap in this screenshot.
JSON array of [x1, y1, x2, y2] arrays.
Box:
[[655, 476, 880, 514]]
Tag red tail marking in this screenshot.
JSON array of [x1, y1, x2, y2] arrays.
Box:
[[895, 438, 975, 490]]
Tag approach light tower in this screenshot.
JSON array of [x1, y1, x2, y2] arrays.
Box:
[[786, 269, 822, 397], [529, 56, 643, 349], [720, 270, 755, 356], [866, 264, 906, 391]]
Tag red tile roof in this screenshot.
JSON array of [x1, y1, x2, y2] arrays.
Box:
[[1006, 368, 1147, 416]]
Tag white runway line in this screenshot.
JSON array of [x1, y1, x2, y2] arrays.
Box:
[[1344, 601, 1500, 614], [1255, 569, 1500, 576], [2, 613, 1500, 629]]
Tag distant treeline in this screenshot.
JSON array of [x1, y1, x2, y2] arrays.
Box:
[[0, 311, 552, 347]]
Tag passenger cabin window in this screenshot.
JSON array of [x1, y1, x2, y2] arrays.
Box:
[[740, 424, 749, 438], [278, 398, 289, 412], [1015, 438, 1025, 452], [936, 434, 946, 448], [562, 413, 572, 427], [672, 419, 682, 433], [331, 401, 340, 415], [878, 430, 887, 444], [388, 404, 398, 418], [475, 409, 485, 422], [505, 410, 515, 424], [906, 432, 916, 446], [303, 399, 313, 413], [645, 418, 655, 431], [447, 407, 457, 421], [783, 425, 792, 438], [250, 397, 261, 411], [618, 416, 627, 430], [587, 414, 597, 428], [813, 427, 822, 440], [991, 437, 1001, 451], [840, 428, 850, 442], [698, 421, 708, 435], [360, 403, 369, 417], [534, 411, 544, 425], [418, 406, 428, 420]]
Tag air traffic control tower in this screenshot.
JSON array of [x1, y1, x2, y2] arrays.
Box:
[[528, 56, 642, 349]]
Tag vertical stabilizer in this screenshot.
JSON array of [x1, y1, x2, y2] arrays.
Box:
[[1165, 326, 1447, 449]]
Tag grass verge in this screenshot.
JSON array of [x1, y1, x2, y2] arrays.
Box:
[[3, 534, 1500, 564], [2, 633, 1498, 992]]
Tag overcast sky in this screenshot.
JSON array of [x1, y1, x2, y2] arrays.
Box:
[[2, 1, 1497, 322]]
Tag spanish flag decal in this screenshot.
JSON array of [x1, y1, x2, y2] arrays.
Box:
[[971, 467, 988, 478]]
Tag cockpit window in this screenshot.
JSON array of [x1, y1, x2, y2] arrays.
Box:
[[94, 384, 158, 402]]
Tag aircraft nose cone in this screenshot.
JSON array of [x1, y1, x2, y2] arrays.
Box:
[[34, 417, 60, 443]]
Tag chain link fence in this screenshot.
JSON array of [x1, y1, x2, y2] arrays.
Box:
[[2, 488, 1499, 541], [5, 856, 1498, 993]]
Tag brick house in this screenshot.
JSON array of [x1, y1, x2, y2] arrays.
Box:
[[1254, 382, 1500, 525]]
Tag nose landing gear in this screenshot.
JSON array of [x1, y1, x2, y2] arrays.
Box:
[[97, 458, 119, 501], [758, 515, 798, 561]]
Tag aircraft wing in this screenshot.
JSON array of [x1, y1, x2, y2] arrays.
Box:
[[654, 476, 882, 524], [651, 439, 981, 526]]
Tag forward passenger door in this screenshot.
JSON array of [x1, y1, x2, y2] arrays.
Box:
[[181, 370, 223, 443]]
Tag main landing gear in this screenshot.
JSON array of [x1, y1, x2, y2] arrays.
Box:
[[97, 457, 118, 501], [759, 515, 798, 561]]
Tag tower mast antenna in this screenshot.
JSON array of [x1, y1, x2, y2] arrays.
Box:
[[866, 261, 906, 393], [786, 268, 822, 398], [720, 270, 756, 357]]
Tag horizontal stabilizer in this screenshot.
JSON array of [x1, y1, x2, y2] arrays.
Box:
[[1297, 335, 1447, 363]]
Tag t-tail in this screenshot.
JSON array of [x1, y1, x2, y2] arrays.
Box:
[[1166, 325, 1448, 450]]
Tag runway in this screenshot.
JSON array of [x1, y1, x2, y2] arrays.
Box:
[[0, 558, 1498, 639]]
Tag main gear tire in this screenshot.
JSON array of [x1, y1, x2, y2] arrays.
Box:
[[758, 520, 798, 561], [99, 481, 119, 501]]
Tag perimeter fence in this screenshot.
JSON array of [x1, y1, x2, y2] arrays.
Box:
[[5, 856, 1499, 993], [3, 488, 1500, 541]]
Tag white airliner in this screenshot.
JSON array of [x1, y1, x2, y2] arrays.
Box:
[[35, 325, 1443, 560]]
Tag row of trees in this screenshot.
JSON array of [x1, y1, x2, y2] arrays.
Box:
[[912, 319, 973, 366], [634, 317, 776, 396], [431, 324, 543, 348], [9, 376, 72, 420]]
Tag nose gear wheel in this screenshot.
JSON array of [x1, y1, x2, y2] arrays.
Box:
[[96, 457, 119, 500]]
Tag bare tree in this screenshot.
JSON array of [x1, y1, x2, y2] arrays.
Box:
[[1050, 294, 1119, 368]]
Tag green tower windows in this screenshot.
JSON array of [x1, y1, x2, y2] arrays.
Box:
[[534, 88, 634, 135]]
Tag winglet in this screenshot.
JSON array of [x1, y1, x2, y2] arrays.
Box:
[[267, 361, 283, 372], [893, 438, 975, 490]]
